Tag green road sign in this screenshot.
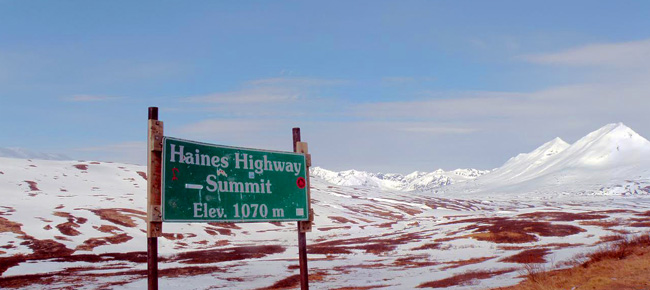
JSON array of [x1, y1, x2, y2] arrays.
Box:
[[162, 137, 309, 222]]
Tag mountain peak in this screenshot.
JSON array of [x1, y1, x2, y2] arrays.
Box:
[[566, 122, 650, 166], [501, 137, 570, 169]]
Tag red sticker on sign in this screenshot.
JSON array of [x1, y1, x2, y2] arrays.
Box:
[[296, 177, 306, 189]]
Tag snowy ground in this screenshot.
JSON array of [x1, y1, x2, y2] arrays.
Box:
[[1, 157, 649, 289]]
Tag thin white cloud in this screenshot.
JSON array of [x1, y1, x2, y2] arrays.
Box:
[[184, 87, 301, 104], [521, 39, 650, 68], [400, 126, 478, 134], [246, 77, 347, 87], [177, 119, 278, 135], [184, 77, 346, 104], [64, 95, 122, 102], [171, 119, 292, 152], [76, 141, 145, 152], [381, 76, 437, 84]]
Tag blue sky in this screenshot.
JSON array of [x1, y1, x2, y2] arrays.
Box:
[[2, 1, 650, 173]]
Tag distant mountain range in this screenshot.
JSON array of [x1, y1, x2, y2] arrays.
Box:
[[311, 167, 488, 192], [312, 123, 650, 196], [0, 147, 70, 161]]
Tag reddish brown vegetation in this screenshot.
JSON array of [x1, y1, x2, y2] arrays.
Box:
[[331, 286, 390, 290], [500, 248, 550, 264], [257, 274, 300, 289], [171, 245, 285, 264], [459, 217, 585, 244], [23, 180, 40, 191], [55, 222, 82, 236], [204, 227, 233, 236], [54, 236, 72, 242], [257, 271, 328, 290], [417, 269, 514, 288], [88, 208, 145, 227], [318, 225, 352, 231], [0, 217, 24, 234], [412, 243, 443, 251], [494, 234, 650, 290], [76, 234, 133, 251], [330, 216, 359, 224], [393, 255, 440, 268], [579, 219, 622, 228], [136, 171, 147, 180], [599, 235, 625, 243], [518, 211, 607, 221], [207, 222, 242, 229], [95, 225, 121, 234], [441, 256, 496, 270], [585, 235, 650, 267], [637, 210, 650, 217], [376, 221, 397, 228], [390, 204, 424, 216], [629, 221, 650, 227], [0, 236, 77, 275], [73, 164, 88, 170], [310, 232, 423, 256], [343, 204, 404, 220], [25, 238, 75, 259]]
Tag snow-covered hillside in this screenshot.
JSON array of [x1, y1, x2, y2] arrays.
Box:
[[451, 123, 650, 196], [2, 123, 650, 289], [2, 156, 650, 290], [311, 167, 488, 192], [314, 123, 650, 197]]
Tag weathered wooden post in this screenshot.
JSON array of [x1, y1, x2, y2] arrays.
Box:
[[147, 107, 163, 290]]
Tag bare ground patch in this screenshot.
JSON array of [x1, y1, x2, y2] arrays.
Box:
[[169, 245, 285, 264], [459, 217, 585, 244], [518, 211, 608, 222], [73, 164, 88, 171], [417, 269, 515, 288], [0, 217, 24, 234], [23, 180, 40, 192], [55, 222, 81, 236], [412, 243, 443, 251], [256, 270, 327, 290], [310, 232, 424, 256], [76, 233, 133, 251], [440, 256, 496, 270], [331, 286, 391, 290], [329, 216, 359, 224], [393, 255, 440, 268], [136, 171, 147, 180], [87, 208, 145, 227], [95, 225, 122, 234], [500, 248, 550, 264], [318, 225, 352, 231]]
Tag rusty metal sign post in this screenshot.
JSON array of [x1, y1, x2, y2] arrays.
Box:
[[147, 107, 163, 290], [146, 107, 313, 290], [293, 127, 313, 290]]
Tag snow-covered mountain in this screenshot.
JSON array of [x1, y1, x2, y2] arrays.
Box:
[[314, 123, 650, 196], [453, 123, 650, 196], [311, 167, 488, 192]]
